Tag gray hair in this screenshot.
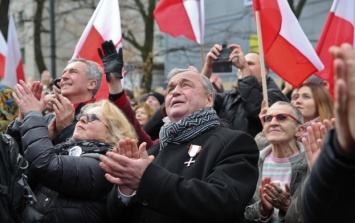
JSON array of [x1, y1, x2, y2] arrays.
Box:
[[67, 58, 102, 97], [272, 101, 304, 125], [167, 68, 216, 101]]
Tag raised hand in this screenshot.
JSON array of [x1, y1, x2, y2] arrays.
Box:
[[330, 43, 355, 154], [265, 182, 291, 212], [50, 94, 75, 133], [259, 177, 273, 217], [98, 40, 123, 82], [13, 80, 45, 115], [301, 121, 330, 170], [99, 139, 153, 194]]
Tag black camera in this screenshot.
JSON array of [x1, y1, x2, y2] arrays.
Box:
[[212, 41, 233, 73]]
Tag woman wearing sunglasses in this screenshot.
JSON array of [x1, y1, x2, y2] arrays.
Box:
[[291, 82, 334, 141], [244, 101, 308, 223], [13, 80, 137, 223]]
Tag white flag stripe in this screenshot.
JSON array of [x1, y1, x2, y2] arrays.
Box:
[[94, 0, 122, 43], [331, 0, 355, 51], [278, 0, 324, 71], [72, 0, 104, 58], [0, 31, 7, 55], [331, 0, 355, 24], [183, 0, 204, 44], [2, 15, 22, 87]]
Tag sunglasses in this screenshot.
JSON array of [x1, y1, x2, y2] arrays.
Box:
[[76, 113, 111, 131], [261, 113, 301, 125]]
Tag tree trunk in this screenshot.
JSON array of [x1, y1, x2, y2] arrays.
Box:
[[141, 52, 153, 92], [0, 0, 10, 39], [34, 0, 47, 72]]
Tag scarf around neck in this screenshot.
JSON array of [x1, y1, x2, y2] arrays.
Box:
[[55, 140, 112, 156], [159, 107, 220, 150]]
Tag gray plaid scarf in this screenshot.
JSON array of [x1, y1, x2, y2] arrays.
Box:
[[159, 107, 220, 150]]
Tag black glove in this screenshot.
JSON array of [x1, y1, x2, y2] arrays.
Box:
[[98, 40, 123, 82]]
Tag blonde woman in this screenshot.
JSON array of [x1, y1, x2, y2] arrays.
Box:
[[14, 80, 137, 223]]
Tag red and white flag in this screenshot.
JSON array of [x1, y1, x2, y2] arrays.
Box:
[[315, 0, 355, 97], [2, 15, 25, 88], [252, 0, 324, 87], [0, 31, 7, 78], [154, 0, 204, 44], [72, 0, 122, 100]]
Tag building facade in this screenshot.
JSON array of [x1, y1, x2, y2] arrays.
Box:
[[9, 0, 334, 91]]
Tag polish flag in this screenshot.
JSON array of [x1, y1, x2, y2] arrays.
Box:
[[0, 31, 6, 78], [72, 0, 122, 100], [253, 0, 324, 87], [2, 15, 25, 88], [154, 0, 204, 44], [315, 0, 355, 97]]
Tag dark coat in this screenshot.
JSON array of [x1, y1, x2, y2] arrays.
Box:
[[107, 126, 259, 223], [6, 100, 92, 154], [302, 129, 355, 223], [214, 76, 288, 137], [20, 111, 114, 223]]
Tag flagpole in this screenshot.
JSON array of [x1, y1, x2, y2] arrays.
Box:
[[255, 10, 268, 107], [200, 44, 205, 68]]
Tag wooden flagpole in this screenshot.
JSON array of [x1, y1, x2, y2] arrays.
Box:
[[255, 10, 269, 107], [200, 44, 205, 68]]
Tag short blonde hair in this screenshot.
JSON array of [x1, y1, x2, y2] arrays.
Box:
[[134, 102, 155, 119], [81, 100, 137, 147]]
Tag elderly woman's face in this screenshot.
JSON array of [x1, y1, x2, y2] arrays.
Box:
[[72, 107, 110, 142], [262, 104, 301, 144]]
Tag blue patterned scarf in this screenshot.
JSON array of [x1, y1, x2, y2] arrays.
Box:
[[159, 107, 220, 150]]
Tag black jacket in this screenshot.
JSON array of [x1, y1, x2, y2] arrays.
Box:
[[6, 101, 90, 155], [302, 129, 355, 223], [107, 126, 259, 223], [20, 111, 114, 223], [214, 76, 288, 137]]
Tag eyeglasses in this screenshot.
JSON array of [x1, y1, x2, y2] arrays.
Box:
[[261, 113, 301, 125], [76, 113, 111, 132]]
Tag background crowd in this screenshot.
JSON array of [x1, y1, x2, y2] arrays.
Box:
[[0, 40, 354, 223]]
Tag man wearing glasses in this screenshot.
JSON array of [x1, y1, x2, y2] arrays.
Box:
[[244, 101, 308, 222]]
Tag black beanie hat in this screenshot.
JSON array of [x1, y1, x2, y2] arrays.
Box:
[[147, 92, 165, 105]]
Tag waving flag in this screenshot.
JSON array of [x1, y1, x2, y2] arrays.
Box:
[[2, 15, 25, 88], [154, 0, 204, 44], [252, 0, 324, 87], [0, 31, 6, 78], [72, 0, 122, 100], [315, 0, 355, 97]]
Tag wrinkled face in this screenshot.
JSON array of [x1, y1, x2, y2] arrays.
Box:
[[165, 71, 213, 122], [262, 104, 302, 144], [135, 107, 149, 126], [60, 61, 96, 101], [72, 107, 109, 142], [245, 53, 262, 83], [146, 96, 161, 111], [291, 86, 317, 122]]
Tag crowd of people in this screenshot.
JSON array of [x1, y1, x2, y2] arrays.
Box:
[[0, 39, 354, 223]]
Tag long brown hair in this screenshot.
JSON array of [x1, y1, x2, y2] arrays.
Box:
[[294, 83, 334, 121]]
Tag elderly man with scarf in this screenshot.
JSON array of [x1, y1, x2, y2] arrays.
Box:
[[100, 68, 259, 223]]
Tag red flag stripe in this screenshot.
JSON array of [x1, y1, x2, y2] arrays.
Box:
[[16, 60, 25, 83], [154, 0, 204, 44], [315, 1, 355, 97], [267, 35, 318, 86], [72, 0, 123, 100], [0, 54, 5, 78], [2, 15, 25, 88], [252, 0, 323, 87]]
